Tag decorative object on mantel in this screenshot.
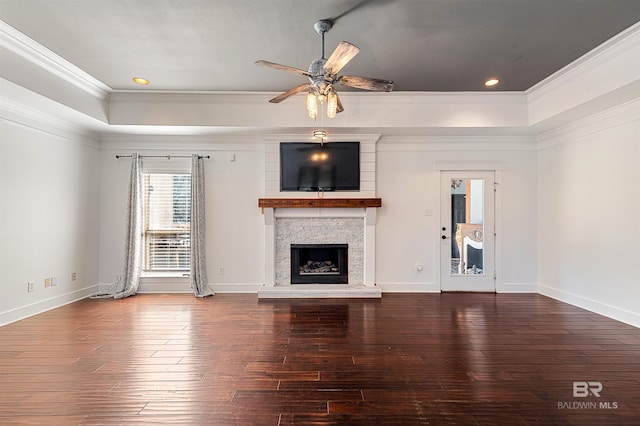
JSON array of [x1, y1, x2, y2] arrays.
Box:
[[254, 19, 394, 119], [258, 198, 382, 212]]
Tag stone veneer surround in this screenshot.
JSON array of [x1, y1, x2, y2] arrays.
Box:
[[275, 217, 364, 285]]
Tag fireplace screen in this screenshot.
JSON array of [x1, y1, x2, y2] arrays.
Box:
[[290, 244, 348, 284]]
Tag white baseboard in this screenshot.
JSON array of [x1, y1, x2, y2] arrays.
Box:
[[539, 284, 640, 328], [213, 283, 263, 293], [95, 282, 120, 295], [375, 282, 441, 292], [496, 282, 537, 293], [106, 281, 262, 294], [0, 285, 98, 326]]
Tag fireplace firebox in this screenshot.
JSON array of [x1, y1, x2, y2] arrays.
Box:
[[290, 244, 348, 284]]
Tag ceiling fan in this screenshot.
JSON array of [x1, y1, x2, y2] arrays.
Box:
[[255, 19, 394, 118]]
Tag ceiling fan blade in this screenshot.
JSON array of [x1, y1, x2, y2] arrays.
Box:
[[254, 60, 311, 77], [338, 75, 394, 92], [323, 41, 360, 75], [269, 83, 310, 103]]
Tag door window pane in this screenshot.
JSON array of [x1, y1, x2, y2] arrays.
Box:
[[451, 179, 484, 275]]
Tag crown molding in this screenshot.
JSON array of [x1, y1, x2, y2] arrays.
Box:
[[536, 97, 640, 150], [0, 95, 100, 147], [377, 135, 536, 151], [100, 133, 265, 149], [526, 21, 640, 127], [527, 21, 640, 97], [0, 21, 111, 99]]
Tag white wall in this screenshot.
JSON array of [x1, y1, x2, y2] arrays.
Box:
[[375, 138, 538, 292], [98, 137, 265, 293], [0, 116, 100, 325], [537, 99, 640, 327], [96, 135, 538, 296]]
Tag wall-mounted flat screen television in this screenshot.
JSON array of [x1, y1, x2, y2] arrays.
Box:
[[280, 142, 360, 192]]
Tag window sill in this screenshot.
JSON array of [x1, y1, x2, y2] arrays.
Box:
[[141, 272, 190, 278]]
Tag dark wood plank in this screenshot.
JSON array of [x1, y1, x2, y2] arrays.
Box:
[[258, 197, 382, 209], [0, 293, 639, 424]]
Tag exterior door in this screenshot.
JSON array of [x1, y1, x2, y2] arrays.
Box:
[[440, 171, 495, 291]]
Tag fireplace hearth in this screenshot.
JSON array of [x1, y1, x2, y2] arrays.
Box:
[[291, 244, 348, 284]]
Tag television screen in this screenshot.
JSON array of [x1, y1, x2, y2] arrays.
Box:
[[280, 142, 360, 192]]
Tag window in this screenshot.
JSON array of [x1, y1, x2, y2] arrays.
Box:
[[143, 173, 191, 271]]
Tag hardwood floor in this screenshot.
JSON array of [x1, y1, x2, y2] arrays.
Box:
[[1, 293, 639, 425]]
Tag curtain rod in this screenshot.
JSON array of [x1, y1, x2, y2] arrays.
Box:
[[115, 155, 210, 159]]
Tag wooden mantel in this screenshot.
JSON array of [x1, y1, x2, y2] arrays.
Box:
[[258, 198, 382, 209]]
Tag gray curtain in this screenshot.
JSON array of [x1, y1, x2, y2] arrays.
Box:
[[191, 154, 213, 297], [113, 153, 143, 299]]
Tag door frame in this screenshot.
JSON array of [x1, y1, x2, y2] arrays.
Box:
[[434, 162, 502, 292]]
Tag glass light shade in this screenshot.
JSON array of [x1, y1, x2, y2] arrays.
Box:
[[326, 92, 338, 118], [306, 92, 318, 119]]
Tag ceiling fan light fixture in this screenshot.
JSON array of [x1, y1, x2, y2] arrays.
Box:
[[484, 78, 500, 87], [326, 92, 338, 118], [306, 92, 318, 119]]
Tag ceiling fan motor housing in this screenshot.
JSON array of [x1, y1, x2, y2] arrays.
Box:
[[308, 58, 332, 94]]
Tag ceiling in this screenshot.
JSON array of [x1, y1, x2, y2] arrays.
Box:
[[1, 0, 639, 95]]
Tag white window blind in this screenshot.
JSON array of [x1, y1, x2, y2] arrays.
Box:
[[143, 173, 191, 271]]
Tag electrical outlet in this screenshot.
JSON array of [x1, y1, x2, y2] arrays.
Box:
[[416, 264, 424, 274], [27, 281, 35, 292], [44, 277, 51, 288], [71, 272, 77, 281], [51, 276, 58, 287], [219, 266, 224, 275]]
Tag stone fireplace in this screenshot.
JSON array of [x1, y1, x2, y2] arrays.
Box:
[[258, 198, 382, 298], [276, 216, 363, 286]]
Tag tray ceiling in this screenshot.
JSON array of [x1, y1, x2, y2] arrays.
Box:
[[1, 0, 639, 93]]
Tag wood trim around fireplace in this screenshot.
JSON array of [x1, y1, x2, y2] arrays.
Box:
[[258, 198, 382, 209]]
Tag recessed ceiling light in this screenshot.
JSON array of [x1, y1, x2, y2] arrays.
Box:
[[484, 78, 500, 87], [133, 77, 150, 85]]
